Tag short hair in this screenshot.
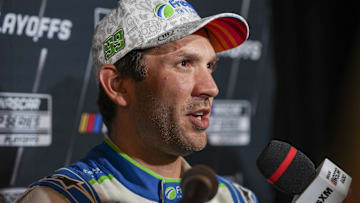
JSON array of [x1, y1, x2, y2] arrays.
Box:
[[97, 50, 147, 133]]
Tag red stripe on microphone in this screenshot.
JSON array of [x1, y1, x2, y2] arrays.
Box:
[[267, 146, 297, 184]]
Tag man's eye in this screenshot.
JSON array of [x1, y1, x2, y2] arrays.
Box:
[[207, 62, 217, 71], [180, 60, 188, 66], [177, 60, 190, 69]]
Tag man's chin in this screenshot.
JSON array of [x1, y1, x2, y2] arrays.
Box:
[[163, 142, 206, 157], [173, 146, 204, 157], [175, 136, 207, 157]]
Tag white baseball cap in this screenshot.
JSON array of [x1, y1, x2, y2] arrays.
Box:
[[92, 0, 249, 73]]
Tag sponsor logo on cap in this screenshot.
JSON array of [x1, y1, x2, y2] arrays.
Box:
[[168, 0, 197, 14], [154, 3, 175, 19], [154, 0, 197, 19]]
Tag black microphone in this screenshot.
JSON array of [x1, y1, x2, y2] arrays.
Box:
[[257, 140, 352, 203], [256, 140, 316, 194], [179, 165, 218, 203]]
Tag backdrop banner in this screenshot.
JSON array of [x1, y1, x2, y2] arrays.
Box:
[[0, 0, 274, 202]]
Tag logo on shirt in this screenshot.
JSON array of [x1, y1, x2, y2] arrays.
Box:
[[165, 186, 177, 200]]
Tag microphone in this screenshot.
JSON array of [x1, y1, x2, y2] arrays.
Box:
[[257, 140, 352, 203], [179, 165, 218, 203]]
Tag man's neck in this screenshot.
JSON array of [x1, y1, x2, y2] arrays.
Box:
[[109, 130, 185, 179], [133, 154, 184, 179]]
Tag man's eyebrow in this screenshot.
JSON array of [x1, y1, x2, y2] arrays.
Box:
[[171, 51, 219, 63], [211, 56, 220, 63], [171, 51, 200, 60]]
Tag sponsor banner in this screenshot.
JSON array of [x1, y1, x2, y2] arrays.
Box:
[[207, 100, 251, 146], [0, 187, 27, 203], [0, 92, 52, 146]]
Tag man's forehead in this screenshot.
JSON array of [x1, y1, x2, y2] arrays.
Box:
[[144, 34, 212, 56]]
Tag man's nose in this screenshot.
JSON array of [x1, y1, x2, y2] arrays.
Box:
[[192, 68, 219, 99]]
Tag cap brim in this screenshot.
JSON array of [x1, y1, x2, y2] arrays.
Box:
[[196, 13, 249, 52], [143, 13, 249, 53]]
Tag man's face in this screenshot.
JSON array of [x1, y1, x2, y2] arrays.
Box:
[[131, 34, 219, 157]]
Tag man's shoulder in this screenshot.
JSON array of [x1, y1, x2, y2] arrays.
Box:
[[25, 165, 100, 203], [24, 146, 109, 203], [15, 185, 70, 203]]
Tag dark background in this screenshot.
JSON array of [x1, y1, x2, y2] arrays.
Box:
[[271, 0, 360, 202]]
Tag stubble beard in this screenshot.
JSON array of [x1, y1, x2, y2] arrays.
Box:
[[133, 83, 207, 157]]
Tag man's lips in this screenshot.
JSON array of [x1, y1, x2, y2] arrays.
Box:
[[188, 116, 209, 129], [186, 108, 211, 129]]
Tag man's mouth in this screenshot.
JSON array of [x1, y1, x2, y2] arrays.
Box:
[[193, 111, 204, 120], [187, 109, 211, 130]]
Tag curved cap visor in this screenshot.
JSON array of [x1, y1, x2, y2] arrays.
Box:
[[197, 13, 249, 52], [142, 13, 249, 53]]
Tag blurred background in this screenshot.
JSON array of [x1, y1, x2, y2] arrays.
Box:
[[0, 0, 359, 202]]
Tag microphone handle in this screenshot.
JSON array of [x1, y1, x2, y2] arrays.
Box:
[[292, 159, 351, 203]]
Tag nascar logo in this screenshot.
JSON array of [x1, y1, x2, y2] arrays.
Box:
[[78, 113, 103, 133]]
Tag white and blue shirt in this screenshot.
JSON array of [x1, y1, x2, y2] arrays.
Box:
[[18, 138, 258, 203]]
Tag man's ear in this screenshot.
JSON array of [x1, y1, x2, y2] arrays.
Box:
[[98, 64, 132, 107]]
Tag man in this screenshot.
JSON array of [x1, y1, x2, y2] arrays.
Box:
[[16, 0, 257, 202]]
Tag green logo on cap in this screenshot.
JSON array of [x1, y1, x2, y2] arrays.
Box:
[[165, 186, 177, 200], [154, 3, 174, 19], [104, 28, 125, 60]]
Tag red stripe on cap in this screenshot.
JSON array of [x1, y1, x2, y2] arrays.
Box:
[[206, 24, 233, 49], [205, 27, 227, 52], [213, 19, 242, 45], [267, 146, 297, 184], [219, 18, 247, 43]]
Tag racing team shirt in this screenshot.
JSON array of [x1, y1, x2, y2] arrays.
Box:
[[16, 137, 258, 203]]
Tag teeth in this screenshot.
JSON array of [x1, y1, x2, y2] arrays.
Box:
[[192, 111, 204, 120]]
